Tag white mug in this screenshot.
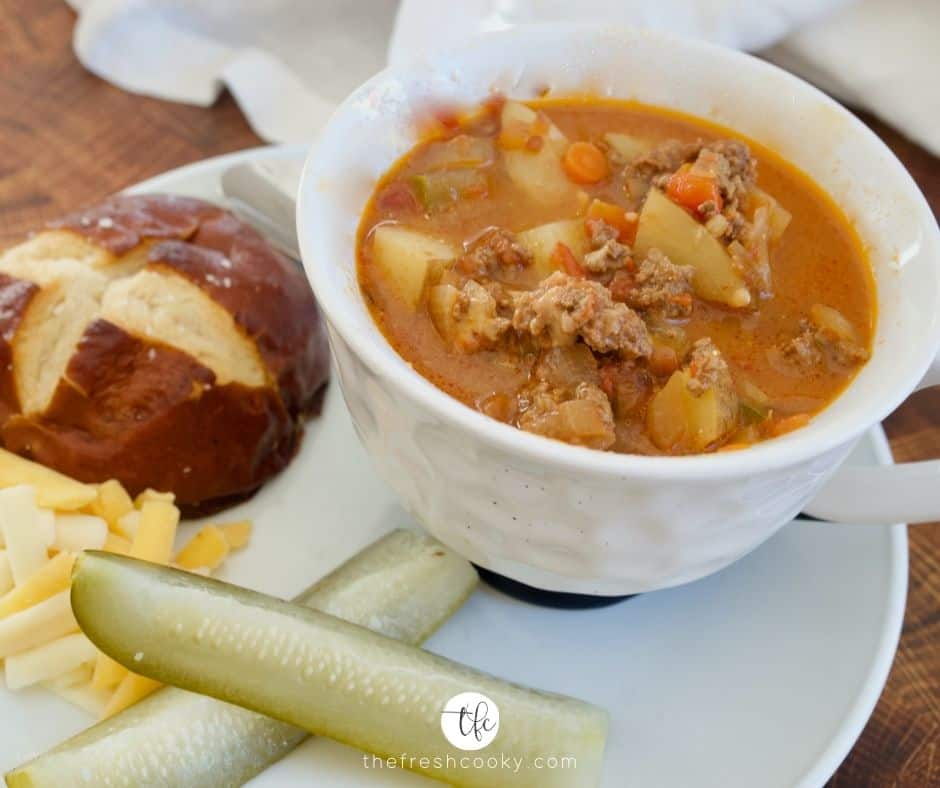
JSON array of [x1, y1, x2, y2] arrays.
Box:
[[298, 25, 940, 594]]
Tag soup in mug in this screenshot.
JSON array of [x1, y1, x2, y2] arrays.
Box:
[[357, 98, 875, 455]]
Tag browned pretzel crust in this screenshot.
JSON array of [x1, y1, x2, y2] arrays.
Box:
[[0, 194, 330, 509]]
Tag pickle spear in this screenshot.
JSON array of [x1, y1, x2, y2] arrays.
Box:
[[67, 551, 608, 788], [6, 530, 477, 788]]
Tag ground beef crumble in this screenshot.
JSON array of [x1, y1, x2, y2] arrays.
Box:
[[780, 320, 823, 368], [627, 138, 757, 241], [613, 248, 695, 319], [627, 140, 702, 186], [779, 317, 869, 369], [511, 271, 652, 357], [685, 337, 734, 397], [816, 326, 869, 366], [457, 227, 532, 277], [517, 380, 616, 450], [582, 219, 631, 274], [446, 279, 511, 352]]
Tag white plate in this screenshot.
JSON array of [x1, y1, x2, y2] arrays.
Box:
[[0, 147, 907, 788]]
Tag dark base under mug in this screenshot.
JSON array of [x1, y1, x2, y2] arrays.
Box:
[[474, 565, 637, 609]]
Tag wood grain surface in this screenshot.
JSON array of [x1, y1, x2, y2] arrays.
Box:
[[1, 2, 938, 785]]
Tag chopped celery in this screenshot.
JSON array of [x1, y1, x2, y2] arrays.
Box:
[[422, 135, 494, 170], [739, 402, 770, 425], [601, 132, 649, 163], [738, 380, 771, 424], [7, 530, 478, 788], [411, 169, 488, 211]]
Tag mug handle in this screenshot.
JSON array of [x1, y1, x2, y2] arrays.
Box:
[[803, 352, 940, 524]]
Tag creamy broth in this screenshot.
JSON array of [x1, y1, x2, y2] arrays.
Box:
[[358, 98, 875, 455]]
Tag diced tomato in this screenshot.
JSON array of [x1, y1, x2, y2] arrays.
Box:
[[665, 164, 723, 217], [376, 181, 418, 213], [585, 200, 639, 245], [434, 108, 461, 130], [551, 242, 585, 277], [608, 269, 635, 302], [598, 361, 652, 417]]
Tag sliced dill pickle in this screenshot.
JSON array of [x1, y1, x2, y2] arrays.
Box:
[[67, 550, 608, 788], [6, 530, 478, 788]]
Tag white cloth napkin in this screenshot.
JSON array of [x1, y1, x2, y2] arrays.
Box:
[[66, 0, 940, 156], [65, 0, 399, 143]]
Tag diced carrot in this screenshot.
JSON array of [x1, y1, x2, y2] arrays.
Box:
[[768, 413, 811, 437], [717, 442, 750, 452], [461, 180, 489, 200], [585, 200, 639, 245], [562, 142, 609, 184], [376, 181, 418, 213], [665, 164, 723, 217], [551, 242, 585, 278]]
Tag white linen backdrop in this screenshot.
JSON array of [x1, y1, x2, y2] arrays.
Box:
[[65, 0, 939, 155]]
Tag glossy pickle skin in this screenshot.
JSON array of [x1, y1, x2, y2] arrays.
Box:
[[6, 530, 479, 788]]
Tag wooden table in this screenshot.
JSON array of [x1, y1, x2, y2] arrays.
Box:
[[2, 2, 938, 784]]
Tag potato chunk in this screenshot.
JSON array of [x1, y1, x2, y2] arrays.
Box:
[[635, 189, 750, 308], [500, 101, 576, 209], [602, 132, 650, 163], [428, 281, 509, 353], [517, 220, 590, 280], [647, 340, 738, 452], [370, 225, 457, 309]]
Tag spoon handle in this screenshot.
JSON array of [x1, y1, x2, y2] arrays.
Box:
[[221, 160, 302, 264]]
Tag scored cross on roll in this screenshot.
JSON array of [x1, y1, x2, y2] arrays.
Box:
[[0, 195, 330, 510]]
